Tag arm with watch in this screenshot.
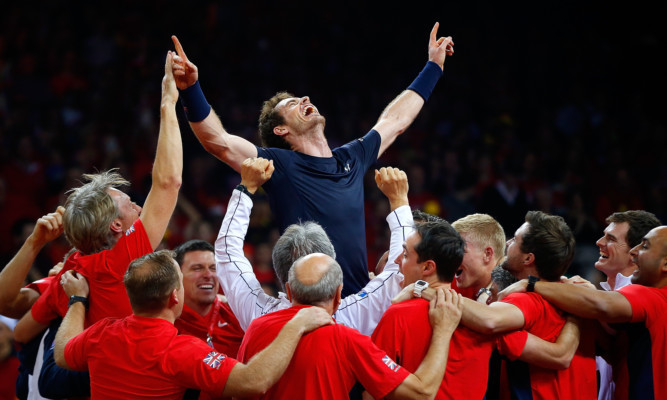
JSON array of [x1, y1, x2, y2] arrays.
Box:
[[54, 270, 89, 369], [407, 275, 582, 369]]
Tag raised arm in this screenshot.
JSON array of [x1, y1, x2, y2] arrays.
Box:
[[222, 306, 332, 397], [216, 158, 286, 330], [139, 51, 183, 249], [499, 279, 633, 323], [54, 271, 89, 369], [388, 288, 461, 399], [170, 36, 257, 172], [0, 206, 64, 318], [373, 22, 454, 157]]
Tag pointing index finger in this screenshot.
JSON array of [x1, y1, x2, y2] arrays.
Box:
[[171, 35, 189, 62], [429, 22, 439, 46]]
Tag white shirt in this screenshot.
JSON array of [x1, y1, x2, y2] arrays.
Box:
[[215, 188, 412, 336], [597, 272, 633, 400]]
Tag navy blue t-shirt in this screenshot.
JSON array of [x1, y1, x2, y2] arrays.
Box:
[[257, 130, 380, 297]]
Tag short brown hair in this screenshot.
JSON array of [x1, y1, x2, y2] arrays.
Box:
[[605, 210, 661, 248], [521, 211, 575, 281], [63, 170, 129, 255], [124, 250, 180, 314], [258, 91, 293, 149]]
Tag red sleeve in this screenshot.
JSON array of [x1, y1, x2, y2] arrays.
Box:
[[497, 330, 528, 360], [164, 336, 238, 396], [618, 284, 660, 323], [25, 276, 54, 294], [64, 320, 110, 371], [501, 293, 541, 329], [347, 328, 410, 399], [371, 305, 403, 362], [105, 219, 153, 280], [30, 278, 64, 324]]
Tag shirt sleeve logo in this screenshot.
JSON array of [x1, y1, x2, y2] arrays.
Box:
[[382, 355, 401, 372], [203, 351, 226, 370], [124, 224, 136, 236]]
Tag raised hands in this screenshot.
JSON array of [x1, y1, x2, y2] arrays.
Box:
[[60, 270, 89, 298], [171, 36, 199, 90], [162, 51, 179, 106], [31, 206, 65, 247], [428, 22, 454, 70], [240, 157, 275, 194], [375, 167, 409, 210]]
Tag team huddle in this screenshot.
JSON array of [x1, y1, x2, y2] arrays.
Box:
[[1, 22, 665, 400]]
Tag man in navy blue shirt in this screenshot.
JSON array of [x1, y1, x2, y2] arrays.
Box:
[[171, 24, 454, 296]]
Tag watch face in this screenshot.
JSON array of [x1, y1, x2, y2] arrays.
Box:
[[415, 280, 427, 287]]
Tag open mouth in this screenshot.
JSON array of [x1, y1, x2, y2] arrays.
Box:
[[599, 252, 608, 260], [303, 105, 316, 117], [198, 284, 214, 290], [455, 268, 463, 277]]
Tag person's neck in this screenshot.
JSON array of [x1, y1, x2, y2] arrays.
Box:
[[290, 130, 332, 157], [515, 266, 540, 281], [429, 280, 451, 290], [188, 301, 214, 317], [606, 265, 636, 288], [292, 301, 335, 316], [134, 309, 177, 324]]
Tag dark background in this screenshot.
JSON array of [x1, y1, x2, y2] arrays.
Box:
[[1, 1, 664, 289]]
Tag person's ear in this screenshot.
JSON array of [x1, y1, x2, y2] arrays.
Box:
[[524, 252, 535, 266], [285, 282, 293, 302], [273, 125, 289, 137], [422, 260, 437, 277], [110, 219, 123, 234]]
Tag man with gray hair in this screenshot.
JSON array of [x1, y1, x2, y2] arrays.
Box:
[[237, 252, 462, 399], [217, 158, 412, 335], [15, 50, 184, 343], [53, 250, 333, 399]]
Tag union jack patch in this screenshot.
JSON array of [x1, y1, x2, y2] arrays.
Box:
[[125, 224, 136, 236], [203, 351, 226, 370], [382, 355, 400, 372]]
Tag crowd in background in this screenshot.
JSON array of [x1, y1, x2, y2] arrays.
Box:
[[1, 0, 664, 292]]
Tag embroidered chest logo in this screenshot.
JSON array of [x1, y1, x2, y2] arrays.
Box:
[[344, 162, 351, 172], [203, 351, 226, 369], [382, 355, 400, 372]]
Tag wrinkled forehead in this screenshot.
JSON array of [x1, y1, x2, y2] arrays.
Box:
[[276, 97, 300, 110]]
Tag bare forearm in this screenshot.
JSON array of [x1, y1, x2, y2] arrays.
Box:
[[190, 111, 257, 173], [461, 298, 517, 334], [0, 235, 45, 310], [519, 317, 580, 370], [534, 282, 631, 322], [412, 326, 453, 393], [374, 91, 425, 156], [0, 288, 39, 319], [54, 303, 86, 369], [390, 326, 453, 399], [153, 103, 183, 188]]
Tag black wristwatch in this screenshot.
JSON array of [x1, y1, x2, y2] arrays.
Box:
[[526, 275, 540, 292], [68, 295, 89, 310], [236, 184, 253, 198]]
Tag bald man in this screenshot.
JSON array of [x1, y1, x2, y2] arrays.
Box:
[[237, 253, 463, 399], [500, 225, 667, 399]]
